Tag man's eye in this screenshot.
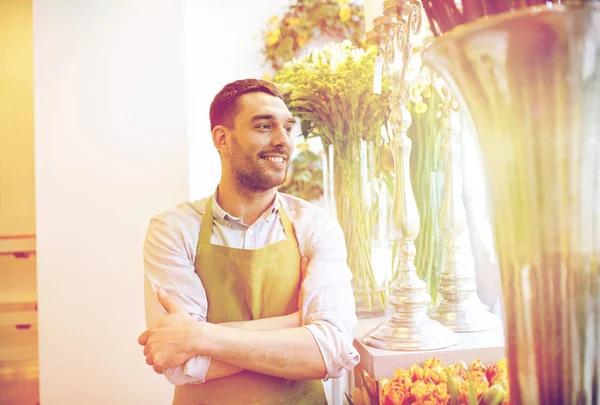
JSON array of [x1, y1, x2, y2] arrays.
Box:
[[285, 127, 293, 133], [257, 124, 271, 130]]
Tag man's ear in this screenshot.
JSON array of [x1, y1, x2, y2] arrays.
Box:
[[212, 125, 229, 154]]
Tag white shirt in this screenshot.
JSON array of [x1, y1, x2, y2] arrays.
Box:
[[143, 191, 359, 385]]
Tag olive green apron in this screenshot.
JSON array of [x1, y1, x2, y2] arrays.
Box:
[[172, 197, 326, 405]]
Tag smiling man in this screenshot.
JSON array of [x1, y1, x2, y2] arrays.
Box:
[[138, 79, 359, 405]]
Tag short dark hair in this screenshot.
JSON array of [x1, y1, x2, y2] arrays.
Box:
[[209, 79, 284, 130]]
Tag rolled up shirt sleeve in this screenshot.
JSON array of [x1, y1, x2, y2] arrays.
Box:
[[299, 217, 359, 380], [143, 213, 212, 385]]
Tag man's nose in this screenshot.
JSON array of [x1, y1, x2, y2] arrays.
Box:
[[271, 125, 290, 147]]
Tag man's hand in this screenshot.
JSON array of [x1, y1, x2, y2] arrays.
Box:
[[138, 288, 199, 374]]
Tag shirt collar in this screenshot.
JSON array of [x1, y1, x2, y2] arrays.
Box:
[[211, 188, 280, 227]]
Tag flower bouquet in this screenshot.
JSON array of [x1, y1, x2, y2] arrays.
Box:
[[405, 70, 447, 307], [262, 0, 365, 70], [274, 40, 392, 317], [349, 357, 509, 405]]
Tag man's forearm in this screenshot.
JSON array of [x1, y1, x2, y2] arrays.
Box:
[[205, 359, 243, 381], [204, 311, 302, 381], [220, 311, 301, 330], [192, 323, 327, 380]]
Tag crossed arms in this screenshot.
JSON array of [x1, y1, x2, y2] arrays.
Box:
[[138, 211, 359, 384], [138, 259, 327, 381]]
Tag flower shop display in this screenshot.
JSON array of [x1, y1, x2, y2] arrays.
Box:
[[262, 0, 365, 71], [349, 357, 509, 405], [361, 0, 459, 351], [274, 40, 393, 317], [264, 0, 460, 310], [422, 0, 600, 402]]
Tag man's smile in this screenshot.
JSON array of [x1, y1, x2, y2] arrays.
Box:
[[260, 154, 287, 165]]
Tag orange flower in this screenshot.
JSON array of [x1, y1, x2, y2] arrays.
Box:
[[379, 357, 511, 405], [409, 380, 450, 404], [423, 367, 441, 384], [487, 366, 508, 387], [423, 358, 443, 369], [380, 379, 405, 405], [410, 364, 424, 381]]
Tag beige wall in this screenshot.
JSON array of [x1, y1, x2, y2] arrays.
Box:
[[0, 0, 35, 236]]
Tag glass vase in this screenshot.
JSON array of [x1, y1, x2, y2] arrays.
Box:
[[322, 139, 391, 318], [424, 4, 600, 404]]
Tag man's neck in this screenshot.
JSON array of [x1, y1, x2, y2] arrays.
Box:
[[216, 179, 277, 226]]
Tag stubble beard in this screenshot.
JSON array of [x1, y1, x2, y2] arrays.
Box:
[[230, 140, 288, 193]]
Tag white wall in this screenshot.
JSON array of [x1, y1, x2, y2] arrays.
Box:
[[34, 1, 188, 404], [184, 0, 289, 199], [33, 1, 342, 404]]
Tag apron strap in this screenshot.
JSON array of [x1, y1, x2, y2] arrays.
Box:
[[199, 196, 215, 244], [198, 195, 295, 244], [277, 201, 295, 240]]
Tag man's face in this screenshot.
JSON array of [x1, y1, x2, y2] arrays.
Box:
[[226, 92, 296, 192]]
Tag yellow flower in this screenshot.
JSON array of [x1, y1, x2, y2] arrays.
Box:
[[268, 15, 279, 26], [263, 71, 272, 81], [414, 102, 428, 114], [285, 17, 301, 26], [266, 29, 281, 46], [297, 142, 310, 151], [297, 32, 309, 47], [351, 387, 365, 405], [361, 386, 371, 405], [422, 85, 432, 99], [338, 6, 352, 23]]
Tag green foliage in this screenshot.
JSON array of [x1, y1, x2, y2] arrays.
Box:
[[278, 148, 324, 201], [406, 76, 446, 306]]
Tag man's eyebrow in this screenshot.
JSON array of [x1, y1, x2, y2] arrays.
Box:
[[251, 114, 275, 121], [251, 114, 297, 124]]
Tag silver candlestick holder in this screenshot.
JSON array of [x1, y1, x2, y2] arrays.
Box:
[[362, 0, 458, 351], [428, 86, 502, 332]]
